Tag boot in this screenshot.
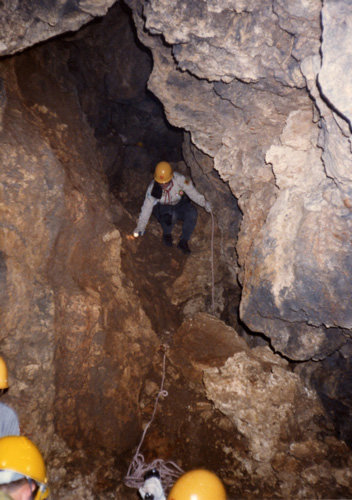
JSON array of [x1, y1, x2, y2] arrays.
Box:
[[162, 233, 173, 247], [177, 239, 191, 254]]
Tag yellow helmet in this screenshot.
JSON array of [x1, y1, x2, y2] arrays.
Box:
[[167, 469, 226, 500], [154, 161, 173, 184], [0, 436, 49, 500], [0, 357, 9, 389]]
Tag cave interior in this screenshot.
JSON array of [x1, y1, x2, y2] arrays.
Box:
[[1, 1, 352, 499]]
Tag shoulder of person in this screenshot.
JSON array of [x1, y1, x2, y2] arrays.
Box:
[[174, 172, 192, 186], [0, 492, 14, 500], [146, 181, 155, 196], [0, 402, 17, 415]]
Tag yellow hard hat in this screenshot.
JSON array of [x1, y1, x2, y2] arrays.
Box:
[[154, 161, 173, 184], [167, 469, 226, 500], [0, 357, 9, 389], [0, 436, 49, 500]]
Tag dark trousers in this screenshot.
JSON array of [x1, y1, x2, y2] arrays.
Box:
[[152, 197, 198, 241]]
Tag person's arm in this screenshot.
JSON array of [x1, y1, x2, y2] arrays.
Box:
[[134, 184, 157, 236], [0, 403, 20, 438], [177, 173, 211, 211]]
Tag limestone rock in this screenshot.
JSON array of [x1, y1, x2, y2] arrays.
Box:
[[205, 348, 314, 463], [2, 0, 352, 498], [319, 0, 352, 130], [128, 0, 352, 366], [144, 0, 307, 86], [0, 0, 116, 57], [240, 108, 351, 359], [204, 345, 352, 498]]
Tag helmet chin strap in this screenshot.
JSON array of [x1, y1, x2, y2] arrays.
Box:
[[28, 478, 35, 500], [30, 479, 47, 500]]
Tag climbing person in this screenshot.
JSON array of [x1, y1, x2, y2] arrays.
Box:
[[167, 469, 226, 500], [0, 357, 20, 438], [0, 435, 49, 500], [133, 161, 212, 254]]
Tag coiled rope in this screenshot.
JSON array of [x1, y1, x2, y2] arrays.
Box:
[[124, 351, 184, 491]]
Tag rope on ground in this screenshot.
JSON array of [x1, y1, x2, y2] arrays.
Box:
[[124, 350, 184, 491], [211, 211, 215, 316]]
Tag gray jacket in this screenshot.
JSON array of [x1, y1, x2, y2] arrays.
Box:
[[135, 172, 206, 234]]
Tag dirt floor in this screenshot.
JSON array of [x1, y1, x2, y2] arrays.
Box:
[[74, 174, 352, 500], [108, 182, 257, 500]]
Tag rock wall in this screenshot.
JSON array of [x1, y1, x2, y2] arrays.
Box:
[[1, 0, 352, 498], [122, 0, 352, 483], [0, 0, 116, 56], [0, 46, 158, 498], [2, 0, 352, 368], [126, 0, 352, 364], [203, 323, 352, 498]]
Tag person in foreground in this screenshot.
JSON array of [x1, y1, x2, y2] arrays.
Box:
[[0, 436, 49, 500], [0, 356, 20, 438], [139, 468, 226, 500], [134, 161, 212, 254]]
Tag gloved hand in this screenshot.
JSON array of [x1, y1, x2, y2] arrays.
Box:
[[204, 201, 212, 213], [133, 227, 145, 237], [139, 475, 166, 500]]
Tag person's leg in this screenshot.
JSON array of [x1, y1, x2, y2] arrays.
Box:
[[174, 199, 198, 253], [177, 200, 198, 241], [152, 203, 177, 245]]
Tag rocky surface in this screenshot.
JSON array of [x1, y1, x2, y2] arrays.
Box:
[[0, 47, 158, 498], [127, 0, 352, 363], [1, 0, 352, 498], [204, 340, 352, 498], [126, 0, 352, 427], [0, 0, 116, 57]]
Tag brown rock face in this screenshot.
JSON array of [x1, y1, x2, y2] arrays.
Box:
[[0, 44, 158, 497], [1, 0, 352, 499]]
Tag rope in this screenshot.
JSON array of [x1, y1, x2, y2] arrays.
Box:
[[125, 209, 216, 491], [124, 351, 184, 491], [210, 211, 215, 316]]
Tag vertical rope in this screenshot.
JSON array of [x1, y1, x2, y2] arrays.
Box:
[[210, 211, 215, 316], [124, 351, 184, 491]]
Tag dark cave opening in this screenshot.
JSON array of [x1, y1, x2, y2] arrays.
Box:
[[64, 1, 184, 192]]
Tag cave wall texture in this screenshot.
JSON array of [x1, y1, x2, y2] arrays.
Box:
[[127, 0, 352, 362], [1, 0, 352, 499]]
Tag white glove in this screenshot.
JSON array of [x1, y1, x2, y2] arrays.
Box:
[[204, 201, 212, 213], [139, 476, 166, 500], [133, 227, 145, 237]]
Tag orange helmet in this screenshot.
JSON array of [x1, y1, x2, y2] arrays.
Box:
[[0, 436, 49, 500], [167, 469, 226, 500], [0, 356, 9, 389], [154, 161, 173, 184]]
